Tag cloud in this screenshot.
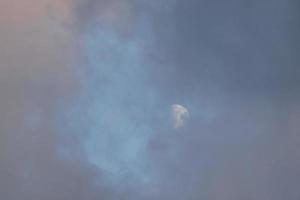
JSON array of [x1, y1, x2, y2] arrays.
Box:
[[0, 1, 106, 199], [1, 0, 300, 199]]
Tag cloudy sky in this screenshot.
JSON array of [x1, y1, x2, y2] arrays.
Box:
[[1, 0, 300, 199]]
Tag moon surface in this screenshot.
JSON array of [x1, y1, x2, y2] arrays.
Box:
[[171, 104, 189, 129]]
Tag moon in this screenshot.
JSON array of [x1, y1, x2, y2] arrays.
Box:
[[171, 104, 189, 129]]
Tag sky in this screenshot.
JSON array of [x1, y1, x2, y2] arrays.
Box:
[[0, 0, 300, 199]]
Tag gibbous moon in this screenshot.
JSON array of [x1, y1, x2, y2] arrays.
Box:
[[171, 104, 189, 129]]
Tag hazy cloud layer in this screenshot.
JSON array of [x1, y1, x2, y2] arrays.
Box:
[[1, 0, 300, 199]]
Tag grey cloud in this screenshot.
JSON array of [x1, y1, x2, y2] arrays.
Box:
[[149, 0, 299, 99], [0, 1, 112, 200], [1, 0, 300, 200]]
